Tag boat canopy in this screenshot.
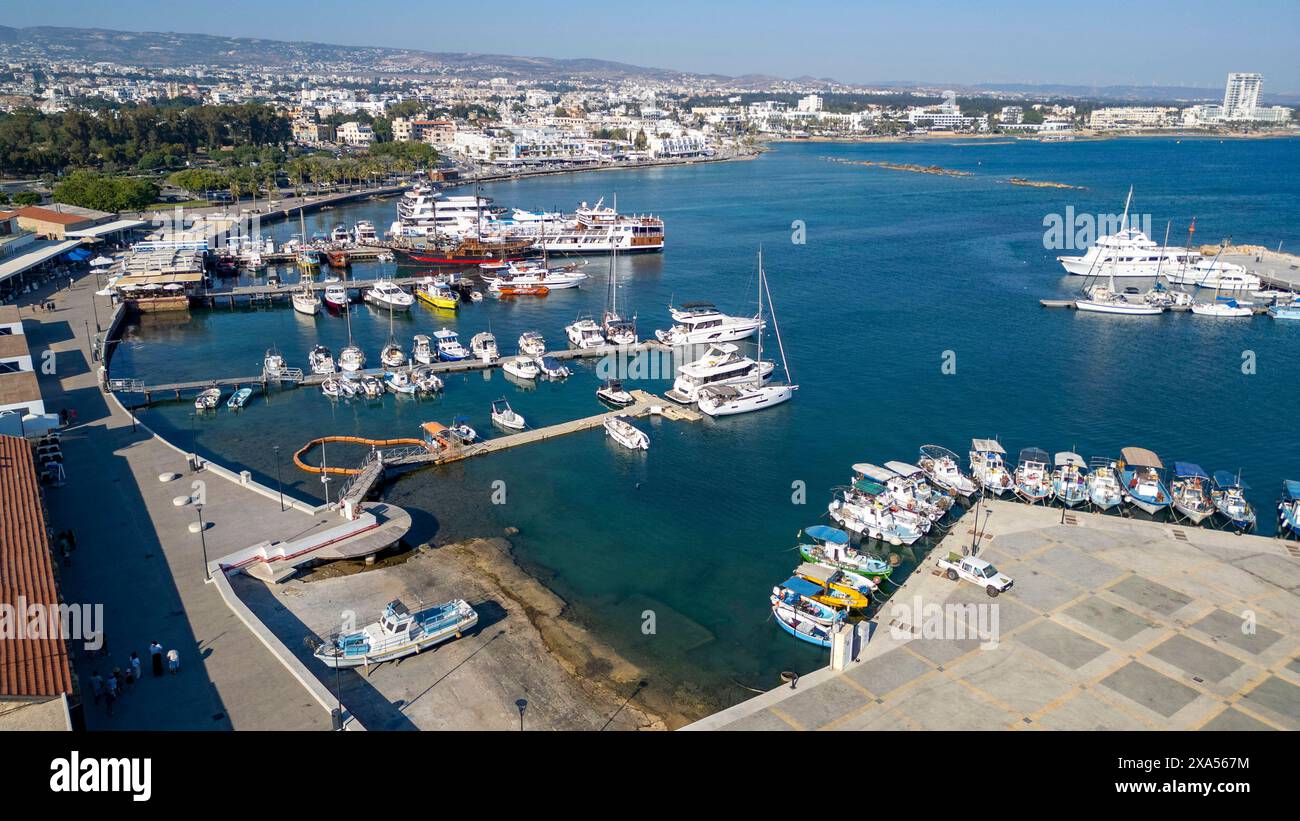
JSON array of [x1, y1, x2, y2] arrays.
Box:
[[852, 463, 897, 483], [796, 563, 837, 584], [1285, 480, 1300, 501], [804, 525, 849, 545], [1121, 447, 1163, 469], [781, 577, 823, 598], [884, 460, 924, 477], [919, 444, 959, 461], [1054, 452, 1085, 468], [1212, 470, 1249, 490], [680, 301, 716, 309], [1173, 462, 1209, 479], [971, 438, 1005, 454], [1019, 448, 1050, 465], [851, 480, 887, 496]]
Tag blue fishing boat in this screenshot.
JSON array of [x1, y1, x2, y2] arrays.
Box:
[[1119, 446, 1170, 515], [1211, 470, 1255, 532], [1278, 481, 1300, 539], [226, 387, 253, 410], [1267, 299, 1300, 320], [770, 577, 843, 648], [313, 599, 478, 669]]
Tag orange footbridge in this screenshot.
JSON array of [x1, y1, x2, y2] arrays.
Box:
[[293, 436, 431, 475]]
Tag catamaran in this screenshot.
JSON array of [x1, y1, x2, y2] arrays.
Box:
[[697, 250, 796, 417], [1170, 462, 1216, 525], [313, 599, 478, 669], [970, 438, 1013, 496], [1119, 446, 1171, 515]]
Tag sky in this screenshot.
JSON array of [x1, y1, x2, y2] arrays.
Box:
[[8, 0, 1300, 92]]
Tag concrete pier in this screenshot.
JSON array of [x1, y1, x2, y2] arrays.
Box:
[[687, 499, 1299, 731]]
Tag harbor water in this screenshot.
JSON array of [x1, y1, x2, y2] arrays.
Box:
[[112, 136, 1300, 716]]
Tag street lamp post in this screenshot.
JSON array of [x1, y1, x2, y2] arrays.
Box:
[[274, 445, 285, 512], [195, 503, 210, 581]]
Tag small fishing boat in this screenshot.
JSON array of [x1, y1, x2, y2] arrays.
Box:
[[323, 283, 349, 311], [411, 334, 435, 365], [312, 599, 478, 669], [603, 415, 648, 450], [1170, 462, 1216, 525], [1119, 447, 1171, 515], [359, 375, 385, 400], [882, 460, 954, 521], [226, 387, 252, 410], [1278, 480, 1300, 539], [918, 444, 979, 500], [470, 332, 498, 363], [411, 367, 444, 393], [321, 376, 357, 398], [1086, 457, 1125, 511], [385, 370, 419, 395], [792, 562, 871, 610], [380, 342, 407, 369], [1050, 452, 1088, 508], [339, 345, 365, 373], [596, 379, 634, 407], [415, 280, 459, 310], [263, 348, 285, 377], [827, 483, 921, 545], [194, 388, 222, 411], [449, 416, 477, 443], [970, 438, 1012, 496], [1211, 470, 1255, 532], [1267, 297, 1300, 320], [518, 331, 546, 357], [1014, 447, 1052, 504], [469, 291, 484, 303], [308, 344, 336, 375], [770, 577, 842, 648], [796, 525, 893, 580], [491, 282, 550, 297], [565, 316, 606, 349], [433, 328, 470, 362], [502, 356, 539, 380], [491, 398, 526, 431], [535, 356, 571, 379]]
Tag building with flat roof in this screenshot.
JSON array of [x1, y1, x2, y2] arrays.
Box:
[[13, 205, 113, 240], [1223, 72, 1263, 121]]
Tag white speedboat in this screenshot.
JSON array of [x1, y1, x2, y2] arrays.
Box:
[[665, 343, 774, 404], [535, 356, 571, 379], [321, 376, 357, 398], [596, 379, 635, 407], [491, 398, 526, 430], [364, 280, 414, 311], [502, 356, 539, 380], [518, 331, 546, 356], [308, 345, 336, 375], [654, 302, 763, 346], [483, 263, 588, 291], [412, 367, 444, 393], [917, 444, 979, 499], [385, 370, 418, 395], [263, 348, 285, 377], [970, 438, 1013, 496], [603, 416, 649, 450], [565, 316, 606, 349], [411, 334, 435, 365], [339, 345, 365, 373], [330, 224, 352, 244], [324, 283, 349, 311], [194, 387, 222, 411], [359, 374, 385, 399], [433, 329, 470, 361], [312, 600, 478, 669], [470, 332, 499, 363]]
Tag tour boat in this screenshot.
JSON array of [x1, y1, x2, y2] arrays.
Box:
[[411, 334, 435, 365], [226, 388, 252, 410], [696, 250, 795, 417], [595, 379, 635, 407], [969, 438, 1013, 496], [1170, 462, 1216, 525], [321, 376, 357, 399], [1211, 470, 1255, 532], [194, 388, 222, 411], [603, 415, 649, 450], [483, 263, 587, 291], [491, 398, 527, 431], [385, 370, 418, 396], [313, 599, 478, 669], [796, 526, 893, 580], [1119, 447, 1171, 515], [1057, 188, 1196, 277], [654, 302, 764, 346], [527, 198, 666, 254], [470, 332, 498, 363], [1050, 452, 1089, 508], [263, 348, 285, 377], [535, 356, 571, 379], [365, 280, 414, 311], [324, 283, 349, 311], [770, 577, 842, 648], [433, 329, 470, 361], [380, 342, 407, 369], [308, 345, 336, 375], [664, 342, 774, 404], [1086, 458, 1125, 511], [792, 562, 872, 611], [415, 280, 459, 310], [1278, 481, 1300, 539], [411, 367, 444, 394], [502, 356, 540, 380], [518, 331, 546, 356], [917, 444, 979, 500], [565, 316, 607, 349]]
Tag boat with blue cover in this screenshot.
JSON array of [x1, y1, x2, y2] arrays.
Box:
[[770, 577, 843, 648], [796, 525, 894, 580], [1170, 462, 1215, 525], [1119, 446, 1171, 515], [312, 599, 478, 669], [1211, 470, 1255, 532], [1278, 481, 1300, 539], [226, 387, 252, 410]]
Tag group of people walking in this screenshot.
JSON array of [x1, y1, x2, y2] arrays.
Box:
[[87, 641, 180, 717]]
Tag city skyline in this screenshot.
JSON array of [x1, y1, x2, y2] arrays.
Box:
[[5, 0, 1300, 93]]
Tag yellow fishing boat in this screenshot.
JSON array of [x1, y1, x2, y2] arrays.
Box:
[[416, 282, 459, 311], [793, 563, 871, 610]]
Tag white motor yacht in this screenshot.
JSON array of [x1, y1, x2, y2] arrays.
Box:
[[654, 302, 763, 346], [502, 356, 540, 380], [665, 342, 774, 404], [470, 332, 499, 363], [365, 280, 414, 311], [308, 345, 336, 375], [565, 316, 607, 349], [518, 331, 546, 356], [604, 416, 649, 450]]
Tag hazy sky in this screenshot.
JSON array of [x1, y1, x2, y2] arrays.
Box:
[[9, 0, 1300, 92]]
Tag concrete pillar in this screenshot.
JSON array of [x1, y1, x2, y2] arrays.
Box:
[[830, 622, 853, 671]]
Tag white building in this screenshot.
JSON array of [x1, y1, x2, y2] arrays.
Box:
[[999, 106, 1023, 124], [797, 94, 824, 113], [1223, 72, 1263, 120], [1088, 106, 1177, 130], [336, 121, 375, 147]]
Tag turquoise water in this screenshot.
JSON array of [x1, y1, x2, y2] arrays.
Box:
[[114, 137, 1300, 713]]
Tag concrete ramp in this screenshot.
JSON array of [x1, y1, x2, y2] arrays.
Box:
[[218, 503, 412, 583]]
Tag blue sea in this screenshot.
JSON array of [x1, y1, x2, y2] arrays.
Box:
[[112, 137, 1300, 716]]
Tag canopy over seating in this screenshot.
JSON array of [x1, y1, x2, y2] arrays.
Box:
[[1054, 452, 1085, 468], [1284, 480, 1300, 501], [971, 438, 1005, 454], [804, 525, 849, 545], [780, 577, 823, 598], [1212, 470, 1249, 490], [1019, 447, 1049, 465], [1121, 447, 1163, 469], [884, 460, 924, 477], [851, 463, 897, 483], [1173, 462, 1209, 479]]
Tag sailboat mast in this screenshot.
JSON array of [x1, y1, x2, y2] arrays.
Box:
[[760, 252, 794, 386], [1155, 220, 1171, 281], [755, 249, 764, 384]]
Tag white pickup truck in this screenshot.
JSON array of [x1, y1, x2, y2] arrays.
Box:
[[935, 552, 1014, 597]]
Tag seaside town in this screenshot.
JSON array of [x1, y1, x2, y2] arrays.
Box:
[[0, 13, 1296, 792]]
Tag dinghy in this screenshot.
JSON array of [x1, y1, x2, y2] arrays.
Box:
[[603, 415, 649, 450], [1170, 462, 1216, 525], [226, 388, 252, 410], [313, 599, 478, 669], [770, 577, 843, 648], [796, 525, 894, 580], [412, 367, 444, 394], [535, 356, 571, 379], [321, 376, 357, 398]]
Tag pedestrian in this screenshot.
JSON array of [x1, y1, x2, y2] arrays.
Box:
[[104, 671, 118, 701], [129, 652, 142, 682], [104, 689, 116, 717], [69, 409, 77, 424], [90, 671, 104, 706], [149, 641, 164, 677], [123, 666, 135, 693], [112, 667, 124, 695], [166, 648, 180, 675]]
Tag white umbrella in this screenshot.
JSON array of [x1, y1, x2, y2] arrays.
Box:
[[90, 256, 115, 267], [141, 283, 162, 291], [163, 283, 184, 291], [118, 284, 139, 291]]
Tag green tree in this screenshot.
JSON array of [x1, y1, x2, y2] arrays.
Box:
[[11, 191, 40, 206]]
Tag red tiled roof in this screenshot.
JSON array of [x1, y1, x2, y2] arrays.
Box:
[[14, 207, 89, 226], [0, 434, 74, 699]]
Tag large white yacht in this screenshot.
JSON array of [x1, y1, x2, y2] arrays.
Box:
[[364, 280, 414, 311], [389, 185, 498, 238], [665, 342, 774, 404], [481, 261, 589, 290], [654, 302, 764, 345], [1162, 258, 1262, 291], [530, 199, 664, 253], [1058, 227, 1197, 277]]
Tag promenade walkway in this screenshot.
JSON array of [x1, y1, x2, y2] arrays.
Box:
[[22, 274, 330, 730]]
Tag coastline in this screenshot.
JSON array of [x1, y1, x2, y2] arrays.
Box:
[[766, 129, 1298, 145]]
